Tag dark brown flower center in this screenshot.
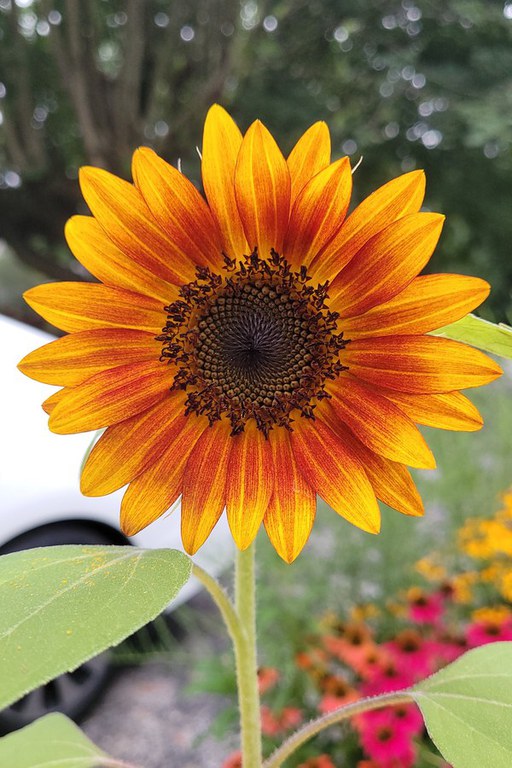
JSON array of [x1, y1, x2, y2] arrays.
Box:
[[158, 249, 348, 436]]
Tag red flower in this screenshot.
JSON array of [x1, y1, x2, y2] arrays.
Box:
[[258, 666, 280, 694], [222, 751, 242, 768]]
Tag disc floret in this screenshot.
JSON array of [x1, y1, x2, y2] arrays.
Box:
[[158, 250, 348, 436]]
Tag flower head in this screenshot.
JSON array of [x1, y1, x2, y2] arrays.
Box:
[[359, 708, 417, 767], [19, 105, 501, 561], [406, 587, 445, 625]]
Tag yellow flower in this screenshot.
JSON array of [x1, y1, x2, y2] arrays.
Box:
[[499, 570, 512, 602], [18, 105, 501, 562], [472, 605, 511, 624], [451, 571, 479, 604], [479, 563, 505, 584], [415, 555, 447, 582], [497, 490, 512, 521]]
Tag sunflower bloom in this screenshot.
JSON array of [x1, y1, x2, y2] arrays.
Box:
[[19, 105, 501, 562]]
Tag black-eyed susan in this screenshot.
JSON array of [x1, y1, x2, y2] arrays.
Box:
[[19, 105, 501, 562]]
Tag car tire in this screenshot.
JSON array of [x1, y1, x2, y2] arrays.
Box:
[[0, 521, 121, 733]]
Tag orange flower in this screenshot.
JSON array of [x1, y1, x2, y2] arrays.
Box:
[[19, 105, 501, 562]]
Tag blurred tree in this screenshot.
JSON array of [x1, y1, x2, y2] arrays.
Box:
[[0, 0, 511, 319]]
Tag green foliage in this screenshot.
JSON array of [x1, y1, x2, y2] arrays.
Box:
[[412, 642, 512, 768], [1, 1, 512, 320], [0, 713, 129, 768], [0, 545, 191, 709], [432, 313, 512, 358]]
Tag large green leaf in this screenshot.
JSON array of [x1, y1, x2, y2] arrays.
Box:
[[0, 545, 191, 709], [0, 712, 139, 767], [432, 314, 512, 359], [412, 642, 512, 768]]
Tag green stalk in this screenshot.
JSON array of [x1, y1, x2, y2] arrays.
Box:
[[192, 542, 262, 766], [235, 542, 262, 767]]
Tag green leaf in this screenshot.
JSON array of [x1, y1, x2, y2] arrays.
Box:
[[411, 642, 512, 768], [0, 712, 137, 767], [0, 545, 191, 709], [432, 314, 512, 359]]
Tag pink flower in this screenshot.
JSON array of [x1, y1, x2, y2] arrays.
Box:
[[391, 702, 424, 737], [361, 660, 415, 697], [384, 629, 433, 679], [407, 588, 444, 626], [466, 619, 512, 647], [360, 709, 416, 767], [355, 703, 423, 740], [429, 637, 467, 665]]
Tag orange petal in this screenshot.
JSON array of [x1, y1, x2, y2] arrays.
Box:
[[342, 274, 490, 338], [42, 387, 68, 415], [327, 375, 435, 468], [48, 360, 173, 434], [287, 122, 331, 206], [181, 420, 233, 554], [225, 420, 274, 550], [384, 390, 484, 432], [23, 283, 165, 334], [234, 120, 291, 256], [311, 170, 426, 283], [65, 216, 176, 304], [321, 404, 424, 517], [132, 147, 223, 272], [18, 328, 161, 386], [361, 454, 424, 518], [79, 166, 197, 285], [120, 414, 209, 536], [329, 213, 445, 317], [343, 336, 503, 393], [263, 428, 316, 563], [81, 391, 190, 497], [284, 157, 352, 269], [290, 415, 380, 533], [202, 104, 248, 258]]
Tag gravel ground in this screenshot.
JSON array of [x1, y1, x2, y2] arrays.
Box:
[[82, 602, 237, 768], [83, 662, 235, 768]]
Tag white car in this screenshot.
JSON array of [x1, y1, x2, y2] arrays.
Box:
[[0, 313, 234, 730]]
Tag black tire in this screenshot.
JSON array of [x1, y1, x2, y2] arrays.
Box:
[[0, 521, 121, 733]]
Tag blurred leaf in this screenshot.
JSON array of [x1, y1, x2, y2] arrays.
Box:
[[0, 712, 138, 767], [432, 314, 512, 359], [0, 545, 191, 709], [412, 642, 512, 768]]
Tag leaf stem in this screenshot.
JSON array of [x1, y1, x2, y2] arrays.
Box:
[[263, 690, 414, 768], [191, 562, 241, 643]]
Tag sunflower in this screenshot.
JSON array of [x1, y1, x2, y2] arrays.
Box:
[[19, 105, 501, 562]]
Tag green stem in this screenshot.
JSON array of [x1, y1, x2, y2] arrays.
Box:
[[192, 546, 263, 767], [235, 542, 262, 767], [263, 690, 414, 768]]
